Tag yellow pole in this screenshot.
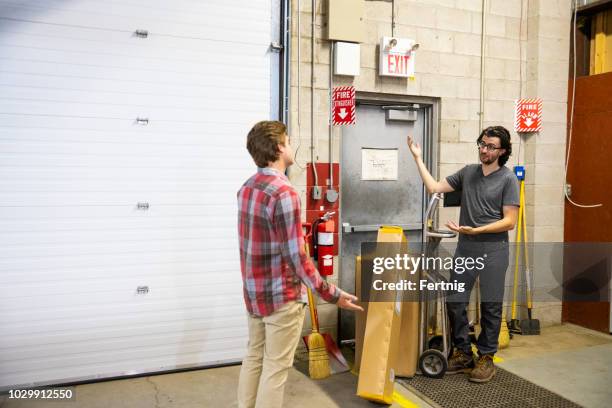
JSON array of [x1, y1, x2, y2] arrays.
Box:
[[521, 185, 533, 311], [510, 180, 524, 321]]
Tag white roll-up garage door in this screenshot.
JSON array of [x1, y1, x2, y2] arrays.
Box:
[[0, 0, 282, 389]]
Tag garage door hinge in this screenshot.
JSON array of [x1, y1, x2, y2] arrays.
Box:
[[134, 29, 149, 38], [270, 42, 283, 52]]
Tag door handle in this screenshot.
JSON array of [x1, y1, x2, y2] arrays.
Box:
[[342, 222, 422, 233]]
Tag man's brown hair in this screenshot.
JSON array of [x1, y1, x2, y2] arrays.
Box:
[[246, 121, 287, 168]]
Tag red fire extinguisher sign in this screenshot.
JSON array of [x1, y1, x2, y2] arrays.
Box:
[[514, 98, 542, 132], [332, 86, 356, 126]]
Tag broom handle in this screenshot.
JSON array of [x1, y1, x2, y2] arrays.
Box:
[[521, 184, 529, 266], [304, 241, 320, 333], [307, 287, 320, 333], [521, 189, 534, 311], [511, 180, 524, 320]]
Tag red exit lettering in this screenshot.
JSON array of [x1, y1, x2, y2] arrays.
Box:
[[387, 54, 410, 75]]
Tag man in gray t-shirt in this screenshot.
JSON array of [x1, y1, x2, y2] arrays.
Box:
[[408, 126, 519, 383]]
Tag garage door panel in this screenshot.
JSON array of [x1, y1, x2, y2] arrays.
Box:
[[1, 0, 270, 22], [1, 325, 249, 364], [0, 87, 267, 112], [0, 215, 238, 233], [0, 42, 268, 75], [0, 205, 237, 220], [0, 0, 270, 23], [0, 127, 258, 146], [0, 100, 267, 122], [2, 339, 247, 386], [0, 0, 278, 389], [1, 283, 245, 314], [1, 26, 268, 57], [1, 260, 240, 286], [0, 58, 268, 88], [0, 236, 241, 258], [0, 159, 252, 175], [2, 302, 247, 334], [2, 347, 244, 388], [1, 271, 241, 298], [0, 143, 250, 161], [0, 111, 258, 131], [2, 300, 246, 330], [0, 140, 253, 158], [0, 73, 269, 100], [0, 3, 270, 42], [2, 315, 247, 349], [0, 225, 239, 245], [0, 251, 238, 277], [0, 191, 241, 206]]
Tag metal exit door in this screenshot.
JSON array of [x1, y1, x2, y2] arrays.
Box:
[[339, 99, 436, 340]]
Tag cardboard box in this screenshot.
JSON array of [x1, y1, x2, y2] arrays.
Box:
[[395, 300, 419, 378], [355, 232, 420, 378], [356, 226, 405, 404]]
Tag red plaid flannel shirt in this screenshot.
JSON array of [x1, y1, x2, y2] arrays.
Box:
[[237, 167, 340, 317]]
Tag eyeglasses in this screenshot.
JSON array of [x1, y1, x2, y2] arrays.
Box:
[[476, 141, 502, 152]]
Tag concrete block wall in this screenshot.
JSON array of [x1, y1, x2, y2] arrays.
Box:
[[520, 0, 572, 326], [289, 0, 571, 342]]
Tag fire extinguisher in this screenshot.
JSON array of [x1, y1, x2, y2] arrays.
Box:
[[312, 211, 335, 276]]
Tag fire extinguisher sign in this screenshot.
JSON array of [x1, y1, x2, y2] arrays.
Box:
[[514, 98, 542, 132], [332, 86, 356, 126]]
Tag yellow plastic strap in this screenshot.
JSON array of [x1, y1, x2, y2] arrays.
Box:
[[392, 390, 419, 408], [378, 225, 407, 242], [379, 225, 404, 234]]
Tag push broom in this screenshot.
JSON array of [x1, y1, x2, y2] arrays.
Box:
[[304, 240, 331, 379], [305, 286, 331, 379], [302, 221, 349, 379]]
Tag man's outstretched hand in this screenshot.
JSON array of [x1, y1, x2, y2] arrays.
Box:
[[407, 135, 422, 159], [446, 220, 479, 235], [337, 291, 364, 312]]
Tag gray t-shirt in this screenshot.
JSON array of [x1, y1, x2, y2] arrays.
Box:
[[445, 164, 520, 242]]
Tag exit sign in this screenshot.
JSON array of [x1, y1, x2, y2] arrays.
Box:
[[379, 37, 416, 78]]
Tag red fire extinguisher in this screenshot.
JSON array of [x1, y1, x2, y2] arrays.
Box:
[[313, 211, 335, 276]]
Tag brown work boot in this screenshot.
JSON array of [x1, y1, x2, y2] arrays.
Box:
[[446, 349, 474, 374], [469, 354, 496, 383]]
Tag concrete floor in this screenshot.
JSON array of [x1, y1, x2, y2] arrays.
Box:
[[1, 323, 610, 408], [496, 324, 612, 408]]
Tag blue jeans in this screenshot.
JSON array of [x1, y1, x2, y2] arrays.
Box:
[[445, 242, 509, 355]]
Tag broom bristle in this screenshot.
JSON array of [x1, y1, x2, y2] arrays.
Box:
[[308, 332, 330, 379]]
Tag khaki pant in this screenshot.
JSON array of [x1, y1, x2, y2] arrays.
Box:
[[237, 301, 306, 408]]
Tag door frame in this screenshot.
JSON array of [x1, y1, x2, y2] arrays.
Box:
[[337, 92, 440, 339]]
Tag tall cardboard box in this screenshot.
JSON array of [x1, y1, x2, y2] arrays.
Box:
[[395, 300, 419, 377], [355, 238, 420, 378], [356, 226, 405, 404]]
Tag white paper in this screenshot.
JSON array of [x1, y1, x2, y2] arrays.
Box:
[[361, 148, 399, 181]]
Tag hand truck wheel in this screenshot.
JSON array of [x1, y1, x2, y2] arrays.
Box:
[[418, 349, 447, 379]]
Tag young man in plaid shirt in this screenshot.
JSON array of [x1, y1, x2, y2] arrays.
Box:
[[237, 121, 362, 408]]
